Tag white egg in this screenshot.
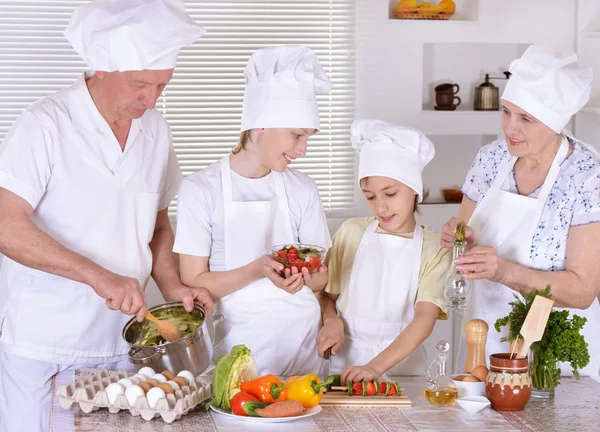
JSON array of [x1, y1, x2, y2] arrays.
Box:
[[165, 381, 180, 391], [105, 383, 125, 404], [146, 387, 166, 408], [176, 370, 195, 385], [125, 385, 146, 406], [138, 367, 156, 378], [117, 378, 134, 389], [150, 373, 167, 383], [130, 374, 146, 384]]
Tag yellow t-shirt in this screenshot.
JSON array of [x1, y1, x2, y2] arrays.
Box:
[[325, 217, 451, 319]]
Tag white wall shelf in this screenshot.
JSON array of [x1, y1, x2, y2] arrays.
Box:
[[415, 110, 501, 136], [581, 30, 600, 38]]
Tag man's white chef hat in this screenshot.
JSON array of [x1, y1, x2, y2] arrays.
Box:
[[501, 45, 593, 134], [240, 45, 333, 132], [352, 120, 435, 203], [64, 0, 205, 72]]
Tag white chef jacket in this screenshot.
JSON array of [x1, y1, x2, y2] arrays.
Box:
[[0, 74, 182, 363], [173, 160, 332, 267]]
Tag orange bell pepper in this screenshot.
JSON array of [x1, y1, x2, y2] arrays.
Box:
[[239, 374, 287, 404], [284, 374, 334, 408]]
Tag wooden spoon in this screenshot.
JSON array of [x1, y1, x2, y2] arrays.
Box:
[[144, 311, 181, 342], [516, 296, 554, 358]]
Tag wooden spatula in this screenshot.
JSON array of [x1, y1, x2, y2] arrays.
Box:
[[516, 296, 554, 358], [145, 311, 181, 342]]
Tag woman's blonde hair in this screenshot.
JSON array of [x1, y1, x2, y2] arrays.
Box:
[[232, 130, 252, 154]]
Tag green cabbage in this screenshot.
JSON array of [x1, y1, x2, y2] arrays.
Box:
[[212, 345, 258, 410]]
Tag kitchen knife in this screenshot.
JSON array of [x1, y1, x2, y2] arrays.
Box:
[[322, 347, 331, 381]]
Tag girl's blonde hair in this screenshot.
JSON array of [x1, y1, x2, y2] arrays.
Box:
[[232, 130, 252, 154]]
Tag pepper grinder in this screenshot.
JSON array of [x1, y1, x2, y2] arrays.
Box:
[[464, 319, 489, 373]]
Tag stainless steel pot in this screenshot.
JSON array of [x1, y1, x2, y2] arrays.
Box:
[[122, 302, 213, 377]]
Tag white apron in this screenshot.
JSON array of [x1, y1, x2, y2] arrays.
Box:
[[212, 155, 323, 377], [458, 137, 600, 376], [332, 220, 427, 376]]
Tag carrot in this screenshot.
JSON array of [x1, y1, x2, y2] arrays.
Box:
[[254, 400, 306, 418]]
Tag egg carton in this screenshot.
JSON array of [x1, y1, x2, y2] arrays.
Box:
[[57, 368, 212, 423]]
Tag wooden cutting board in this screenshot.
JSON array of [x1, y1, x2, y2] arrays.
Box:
[[320, 391, 412, 407]]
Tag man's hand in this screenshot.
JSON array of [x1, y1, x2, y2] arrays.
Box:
[[92, 271, 147, 322]]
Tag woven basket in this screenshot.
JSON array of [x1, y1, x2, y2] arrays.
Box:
[[393, 8, 455, 20]]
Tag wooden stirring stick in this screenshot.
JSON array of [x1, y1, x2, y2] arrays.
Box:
[[145, 311, 182, 342], [516, 296, 555, 359]]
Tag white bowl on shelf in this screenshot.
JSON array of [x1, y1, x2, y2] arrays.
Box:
[[456, 396, 491, 413], [451, 376, 486, 398]]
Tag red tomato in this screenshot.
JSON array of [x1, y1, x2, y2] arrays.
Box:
[[292, 259, 305, 269], [288, 246, 298, 253], [277, 250, 288, 258], [230, 392, 259, 416]]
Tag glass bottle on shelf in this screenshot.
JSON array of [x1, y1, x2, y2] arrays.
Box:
[[444, 221, 472, 311], [424, 341, 458, 405]]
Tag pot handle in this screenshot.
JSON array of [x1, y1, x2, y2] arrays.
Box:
[[128, 346, 163, 365]]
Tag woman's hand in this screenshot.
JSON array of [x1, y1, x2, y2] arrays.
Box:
[[440, 217, 475, 250], [316, 315, 344, 358], [162, 284, 214, 316], [455, 245, 509, 283], [257, 254, 305, 294], [301, 265, 328, 292], [341, 364, 381, 386]]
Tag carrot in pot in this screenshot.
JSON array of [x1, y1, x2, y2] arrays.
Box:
[[254, 400, 306, 418]]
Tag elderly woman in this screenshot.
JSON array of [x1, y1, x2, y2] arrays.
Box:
[[441, 45, 600, 376]]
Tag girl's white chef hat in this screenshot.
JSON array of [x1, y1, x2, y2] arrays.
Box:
[[241, 45, 333, 132], [352, 120, 435, 202]]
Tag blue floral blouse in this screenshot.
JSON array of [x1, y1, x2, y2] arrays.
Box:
[[461, 138, 600, 271]]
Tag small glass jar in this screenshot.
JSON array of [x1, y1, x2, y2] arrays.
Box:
[[424, 341, 458, 405]]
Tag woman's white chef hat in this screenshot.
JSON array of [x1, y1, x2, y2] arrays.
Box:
[[64, 0, 205, 72], [352, 120, 435, 203], [501, 45, 593, 133], [240, 45, 333, 132]]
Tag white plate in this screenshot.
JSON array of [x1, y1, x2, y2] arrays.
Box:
[[210, 404, 322, 423]]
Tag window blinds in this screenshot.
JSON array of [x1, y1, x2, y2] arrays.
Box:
[[0, 0, 356, 217]]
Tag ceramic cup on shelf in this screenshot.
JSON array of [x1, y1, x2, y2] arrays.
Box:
[[434, 83, 461, 111]]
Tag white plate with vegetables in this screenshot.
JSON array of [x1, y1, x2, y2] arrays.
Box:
[[210, 404, 322, 423]]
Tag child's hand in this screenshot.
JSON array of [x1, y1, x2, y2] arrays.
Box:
[[302, 265, 328, 292], [316, 316, 344, 358], [341, 364, 381, 386]]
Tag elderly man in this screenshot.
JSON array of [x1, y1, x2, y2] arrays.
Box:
[[0, 1, 212, 430]]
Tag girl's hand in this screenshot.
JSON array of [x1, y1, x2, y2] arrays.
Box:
[[341, 364, 381, 386], [316, 315, 344, 358], [301, 265, 328, 292], [455, 245, 509, 283]]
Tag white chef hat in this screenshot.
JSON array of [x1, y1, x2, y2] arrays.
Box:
[[64, 0, 205, 72], [352, 120, 435, 203], [240, 45, 333, 132], [501, 45, 593, 134]]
